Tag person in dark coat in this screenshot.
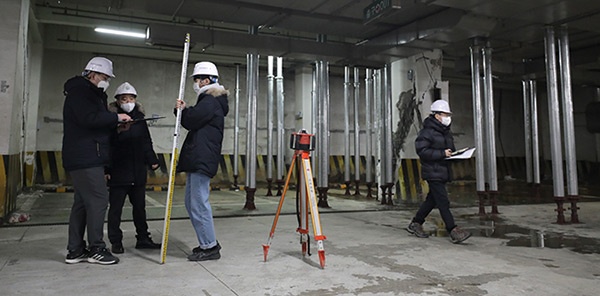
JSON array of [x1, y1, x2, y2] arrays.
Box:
[[63, 57, 130, 265], [106, 82, 161, 254], [406, 99, 471, 244], [175, 61, 229, 261]]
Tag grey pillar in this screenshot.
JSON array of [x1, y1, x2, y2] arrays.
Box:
[[266, 56, 275, 196], [470, 41, 486, 215], [353, 67, 361, 196], [365, 68, 374, 198], [343, 66, 352, 195], [482, 44, 499, 214], [233, 64, 241, 189], [276, 57, 285, 196], [244, 53, 259, 210]]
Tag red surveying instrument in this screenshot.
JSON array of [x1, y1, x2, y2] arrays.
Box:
[[262, 130, 327, 268]]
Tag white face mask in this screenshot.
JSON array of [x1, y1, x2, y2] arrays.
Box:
[[193, 82, 201, 95], [97, 80, 110, 92], [120, 102, 135, 113], [441, 116, 452, 126]]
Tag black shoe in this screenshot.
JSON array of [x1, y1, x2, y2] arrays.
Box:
[[65, 248, 89, 264], [135, 234, 161, 249], [450, 227, 472, 244], [188, 242, 221, 261], [406, 222, 430, 238], [112, 242, 124, 254], [88, 247, 119, 265]]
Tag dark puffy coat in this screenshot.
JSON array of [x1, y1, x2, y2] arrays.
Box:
[[106, 102, 159, 186], [62, 76, 118, 171], [177, 85, 230, 177], [415, 115, 456, 182]]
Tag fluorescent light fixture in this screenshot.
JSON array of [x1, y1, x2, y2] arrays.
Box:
[[95, 27, 146, 39]]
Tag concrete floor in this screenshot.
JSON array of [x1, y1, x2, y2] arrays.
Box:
[[1, 186, 600, 295]]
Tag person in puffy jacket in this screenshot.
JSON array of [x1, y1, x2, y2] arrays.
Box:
[[106, 82, 161, 254], [406, 100, 471, 244], [62, 57, 131, 265], [175, 61, 229, 261]]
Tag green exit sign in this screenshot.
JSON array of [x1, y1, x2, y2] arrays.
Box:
[[363, 0, 402, 24]]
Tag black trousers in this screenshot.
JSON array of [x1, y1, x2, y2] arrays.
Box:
[[67, 167, 109, 251], [413, 180, 456, 232], [107, 184, 149, 244]]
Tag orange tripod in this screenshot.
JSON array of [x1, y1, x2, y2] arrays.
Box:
[[262, 130, 327, 268]]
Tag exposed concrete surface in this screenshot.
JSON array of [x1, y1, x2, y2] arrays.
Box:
[[1, 192, 599, 295]]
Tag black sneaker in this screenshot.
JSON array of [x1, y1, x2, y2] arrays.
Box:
[[135, 234, 161, 249], [406, 222, 430, 238], [188, 242, 221, 261], [112, 242, 124, 254], [450, 227, 472, 244], [65, 249, 89, 264], [88, 247, 119, 265]]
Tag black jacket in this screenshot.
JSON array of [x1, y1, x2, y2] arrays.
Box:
[[415, 115, 456, 182], [62, 76, 118, 171], [106, 102, 159, 187], [177, 85, 230, 177]]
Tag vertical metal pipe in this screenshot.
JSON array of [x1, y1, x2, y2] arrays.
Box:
[[384, 65, 393, 185], [482, 45, 498, 192], [522, 80, 533, 184], [343, 67, 351, 188], [319, 61, 328, 188], [557, 27, 578, 197], [276, 57, 285, 184], [353, 67, 361, 194], [266, 56, 275, 186], [529, 80, 542, 190], [312, 66, 318, 176], [314, 61, 322, 187], [543, 27, 565, 197], [244, 53, 259, 209], [374, 69, 384, 201], [365, 68, 373, 186], [470, 41, 486, 215], [544, 26, 566, 223], [233, 64, 240, 186]]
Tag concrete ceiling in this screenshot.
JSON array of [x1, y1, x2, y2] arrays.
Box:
[[33, 0, 600, 85]]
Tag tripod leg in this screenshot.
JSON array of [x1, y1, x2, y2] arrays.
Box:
[[301, 157, 327, 268], [263, 156, 296, 262]]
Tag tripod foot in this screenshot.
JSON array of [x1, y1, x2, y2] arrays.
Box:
[[318, 250, 325, 268], [262, 244, 270, 262]]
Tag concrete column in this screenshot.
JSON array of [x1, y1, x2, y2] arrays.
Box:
[[1, 0, 30, 220]]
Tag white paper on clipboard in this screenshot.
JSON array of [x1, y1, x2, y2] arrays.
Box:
[[446, 147, 475, 160]]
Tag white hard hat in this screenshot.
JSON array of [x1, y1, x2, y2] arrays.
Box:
[[430, 100, 452, 114], [114, 82, 137, 98], [191, 61, 219, 77], [84, 57, 115, 77]]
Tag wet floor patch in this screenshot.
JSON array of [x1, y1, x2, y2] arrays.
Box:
[[428, 216, 600, 254]]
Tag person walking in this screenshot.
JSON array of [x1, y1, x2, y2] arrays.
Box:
[[406, 99, 471, 244], [106, 82, 161, 254], [175, 61, 229, 261], [63, 57, 130, 265]]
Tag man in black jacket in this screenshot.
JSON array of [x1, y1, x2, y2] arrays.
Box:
[[175, 61, 229, 261], [62, 57, 131, 265], [106, 82, 161, 254], [406, 99, 471, 244]]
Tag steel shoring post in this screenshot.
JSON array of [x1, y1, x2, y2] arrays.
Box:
[[522, 80, 533, 186], [353, 67, 361, 196], [470, 40, 487, 215], [343, 66, 352, 195], [529, 80, 542, 200], [276, 57, 285, 196], [558, 26, 580, 223], [160, 33, 190, 264], [318, 61, 331, 208], [232, 64, 241, 190], [544, 26, 566, 224], [482, 44, 499, 214], [365, 68, 374, 198], [384, 65, 394, 205], [244, 53, 259, 210], [266, 56, 275, 196]]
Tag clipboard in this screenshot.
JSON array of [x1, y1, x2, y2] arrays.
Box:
[[446, 147, 475, 160], [130, 116, 166, 123]]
